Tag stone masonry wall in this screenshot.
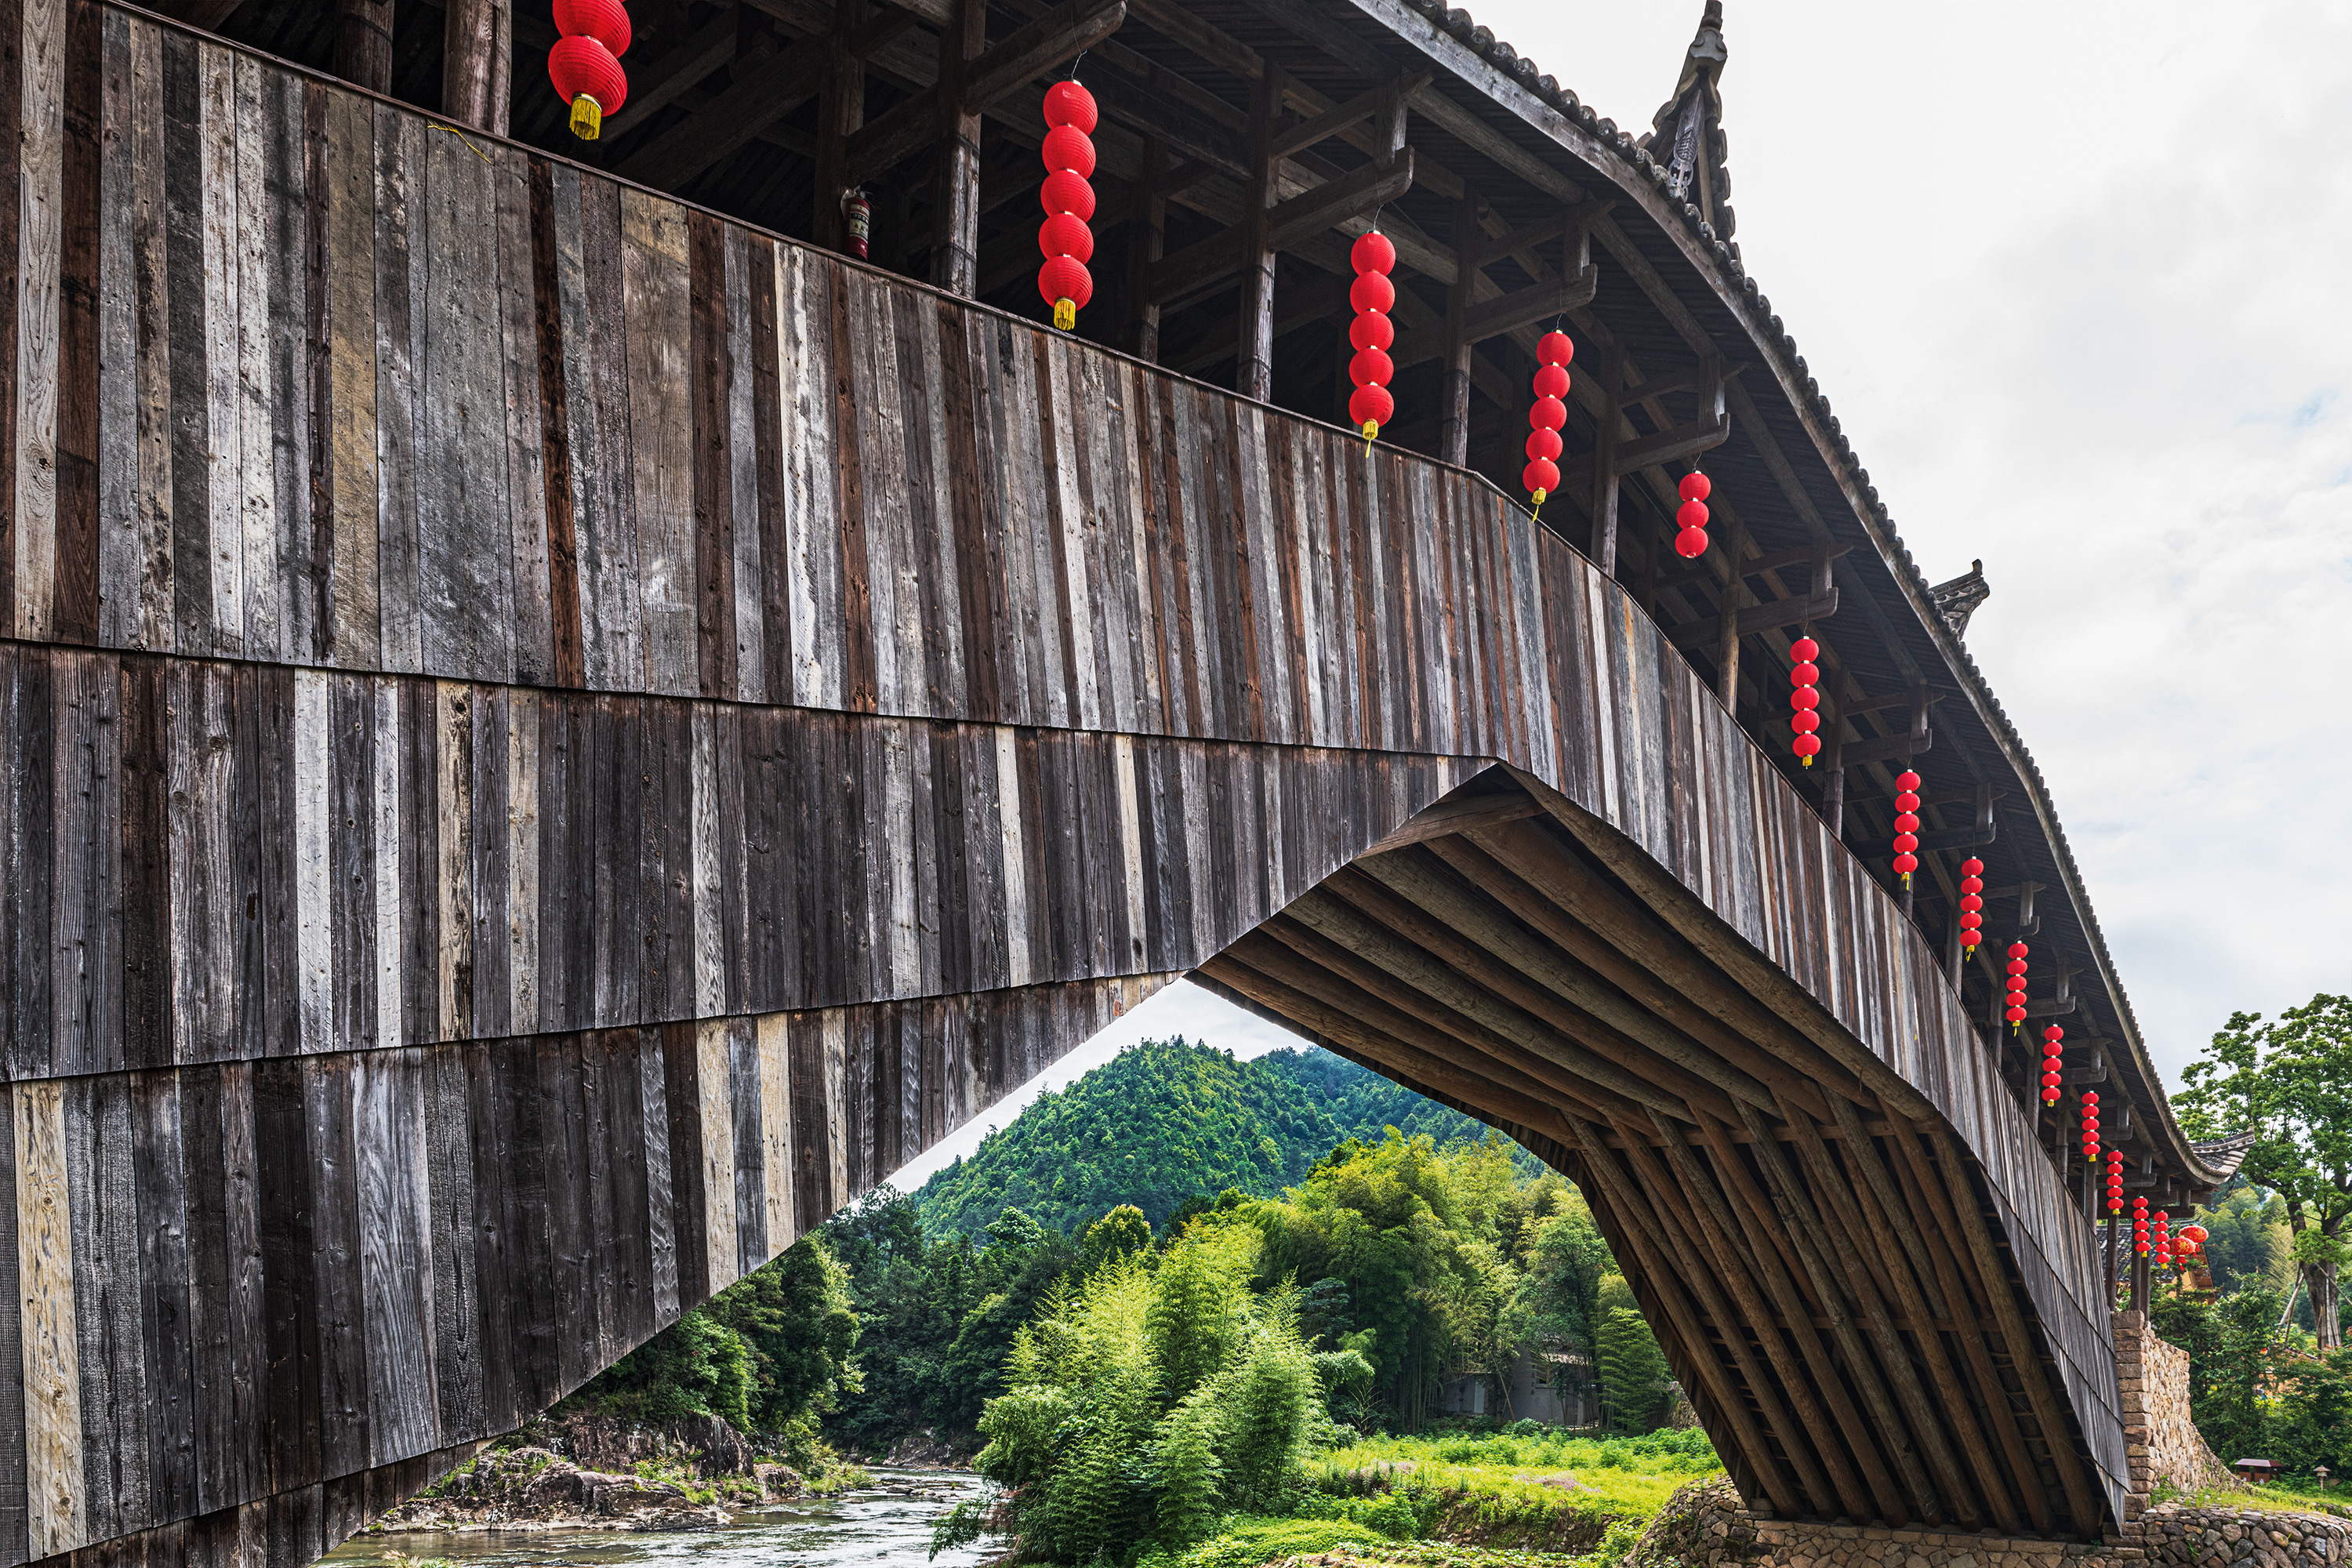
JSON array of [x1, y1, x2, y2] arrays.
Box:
[[1632, 1478, 2350, 1567], [2114, 1309, 2241, 1513]]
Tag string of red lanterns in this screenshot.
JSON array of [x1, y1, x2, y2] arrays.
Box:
[[2175, 1224, 2208, 1272], [2132, 1195, 2151, 1257], [549, 0, 630, 140], [2079, 1089, 2100, 1167], [1789, 637, 1821, 767], [1958, 856, 1984, 952], [1348, 230, 1397, 445], [1523, 331, 1573, 515], [2005, 940, 2030, 1031], [1037, 81, 1098, 332], [2039, 1022, 2063, 1104], [2107, 1148, 2125, 1215], [1675, 471, 1711, 558], [2152, 1210, 2172, 1272], [1892, 768, 1921, 885]]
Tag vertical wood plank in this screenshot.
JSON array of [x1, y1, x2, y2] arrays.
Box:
[[494, 145, 552, 685], [416, 126, 514, 684], [196, 41, 241, 654], [13, 0, 64, 641], [48, 0, 97, 645], [323, 85, 377, 666], [621, 190, 696, 697], [15, 1080, 85, 1559], [371, 103, 422, 673]]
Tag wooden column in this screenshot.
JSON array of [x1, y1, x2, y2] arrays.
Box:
[[1437, 194, 1479, 465], [1236, 62, 1283, 402], [929, 0, 986, 293], [815, 0, 870, 254], [1586, 347, 1622, 574], [441, 0, 513, 136], [1713, 521, 1747, 705], [334, 0, 395, 93], [1126, 137, 1167, 360]]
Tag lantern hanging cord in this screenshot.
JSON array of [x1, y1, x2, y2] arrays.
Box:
[[426, 122, 494, 165], [1069, 50, 1085, 82]]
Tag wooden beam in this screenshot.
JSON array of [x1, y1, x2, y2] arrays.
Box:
[[1645, 1109, 1879, 1520], [813, 0, 869, 252], [1459, 265, 1596, 344], [1438, 195, 1479, 466], [1840, 728, 1932, 768], [1142, 151, 1413, 309], [1781, 1102, 2000, 1527], [1878, 1118, 2055, 1532], [1270, 72, 1431, 162], [1733, 1103, 1948, 1523], [1281, 891, 1699, 1123], [1668, 587, 1838, 651], [1361, 794, 1541, 853], [1561, 1114, 1803, 1516], [333, 0, 396, 92], [1921, 1119, 2107, 1537], [1236, 61, 1283, 402], [597, 14, 740, 140], [154, 0, 243, 27], [929, 0, 988, 294], [1586, 347, 1622, 575], [1126, 137, 1169, 359], [442, 0, 513, 136], [621, 44, 832, 191], [965, 0, 1128, 109]]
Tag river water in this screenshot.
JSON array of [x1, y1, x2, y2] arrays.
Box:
[[318, 1468, 996, 1568]]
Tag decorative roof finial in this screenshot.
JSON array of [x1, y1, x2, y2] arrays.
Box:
[[1640, 2, 1735, 248]]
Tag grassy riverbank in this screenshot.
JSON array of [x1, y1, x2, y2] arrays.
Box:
[[1133, 1428, 1723, 1568]]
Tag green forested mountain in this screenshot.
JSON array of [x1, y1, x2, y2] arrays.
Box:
[[913, 1040, 1530, 1240]]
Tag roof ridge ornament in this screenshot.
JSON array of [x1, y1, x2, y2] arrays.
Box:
[[1641, 2, 1735, 245]]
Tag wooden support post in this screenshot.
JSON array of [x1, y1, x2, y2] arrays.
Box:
[[1236, 62, 1283, 402], [1439, 194, 1479, 466], [1714, 521, 1746, 707], [1127, 137, 1167, 360], [815, 0, 869, 255], [335, 0, 395, 93], [1822, 721, 1846, 838], [929, 0, 987, 293], [1586, 347, 1622, 575], [441, 0, 513, 136]]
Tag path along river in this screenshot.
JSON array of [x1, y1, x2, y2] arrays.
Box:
[[320, 1468, 996, 1568]]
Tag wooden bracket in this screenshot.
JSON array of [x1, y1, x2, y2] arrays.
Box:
[[842, 0, 1127, 185], [1671, 587, 1839, 652], [1457, 264, 1597, 343], [1269, 70, 1430, 161], [2061, 1047, 2107, 1085], [1142, 149, 1414, 307]]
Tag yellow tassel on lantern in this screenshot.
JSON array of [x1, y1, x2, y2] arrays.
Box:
[[1054, 298, 1076, 332], [570, 95, 604, 140], [1360, 419, 1378, 447]]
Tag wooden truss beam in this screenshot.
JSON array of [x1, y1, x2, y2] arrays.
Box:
[[1142, 151, 1414, 312]]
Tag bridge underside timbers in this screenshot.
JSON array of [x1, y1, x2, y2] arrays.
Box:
[[1199, 776, 2111, 1539]]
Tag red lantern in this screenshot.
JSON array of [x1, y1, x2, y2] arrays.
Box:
[[549, 20, 630, 140], [1790, 637, 1821, 766], [1348, 230, 1397, 443], [2180, 1224, 2209, 1247], [2152, 1210, 2171, 1272], [2133, 1194, 2150, 1255], [1958, 856, 1984, 951], [1524, 331, 1573, 513], [2107, 1148, 2124, 1214], [1892, 768, 1922, 882], [2040, 1022, 2063, 1105], [2080, 1089, 2100, 1163], [1674, 470, 1710, 559], [1037, 82, 1098, 330]]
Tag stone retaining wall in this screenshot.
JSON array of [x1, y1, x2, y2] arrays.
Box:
[[1632, 1479, 2350, 1567], [2114, 1309, 2241, 1513]]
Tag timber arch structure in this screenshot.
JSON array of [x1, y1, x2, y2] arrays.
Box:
[[0, 0, 2238, 1561]]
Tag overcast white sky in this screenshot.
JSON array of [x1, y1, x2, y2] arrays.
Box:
[[897, 2, 2352, 1190]]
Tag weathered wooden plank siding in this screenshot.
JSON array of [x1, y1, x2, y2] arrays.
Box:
[[0, 10, 2134, 1558]]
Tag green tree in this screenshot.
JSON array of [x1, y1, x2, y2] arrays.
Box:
[[2193, 1180, 2293, 1294], [1083, 1205, 1154, 1271], [2177, 996, 2352, 1350], [1594, 1275, 1672, 1434]]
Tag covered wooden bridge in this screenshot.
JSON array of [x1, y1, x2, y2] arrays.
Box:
[[0, 0, 2237, 1560]]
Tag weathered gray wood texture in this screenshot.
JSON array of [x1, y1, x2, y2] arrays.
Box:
[[0, 10, 2129, 1562]]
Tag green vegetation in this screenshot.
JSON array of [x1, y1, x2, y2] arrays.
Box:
[[2131, 993, 2352, 1485], [2176, 994, 2352, 1350], [915, 1040, 1530, 1241], [561, 1229, 862, 1475]]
